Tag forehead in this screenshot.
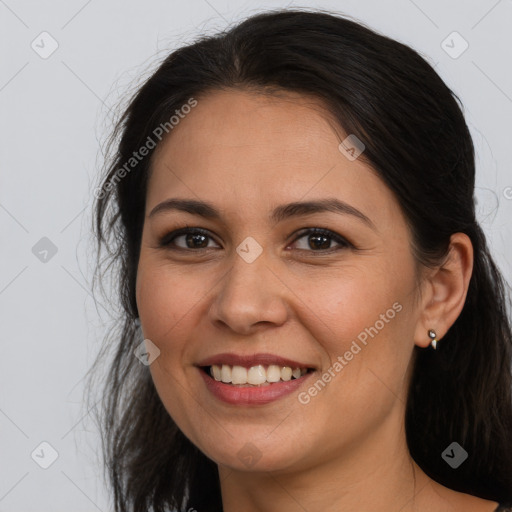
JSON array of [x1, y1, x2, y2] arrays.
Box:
[[149, 88, 342, 174], [146, 89, 399, 228]]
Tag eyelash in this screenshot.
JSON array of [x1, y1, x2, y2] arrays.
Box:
[[158, 225, 352, 254]]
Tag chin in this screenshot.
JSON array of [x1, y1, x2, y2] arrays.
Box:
[[196, 433, 307, 474]]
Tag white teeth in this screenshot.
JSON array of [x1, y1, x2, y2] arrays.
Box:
[[281, 367, 292, 381], [247, 365, 267, 385], [212, 365, 222, 381], [209, 364, 309, 385], [220, 364, 232, 383], [231, 365, 247, 385], [266, 365, 281, 382]]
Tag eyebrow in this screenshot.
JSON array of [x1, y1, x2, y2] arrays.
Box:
[[148, 197, 376, 230]]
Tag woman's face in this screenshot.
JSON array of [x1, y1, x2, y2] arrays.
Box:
[[136, 89, 427, 473]]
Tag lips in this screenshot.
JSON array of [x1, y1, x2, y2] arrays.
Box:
[[196, 352, 316, 370], [198, 365, 314, 405], [196, 352, 316, 405]]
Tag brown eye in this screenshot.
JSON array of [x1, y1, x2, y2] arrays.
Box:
[[290, 228, 351, 252], [159, 227, 220, 251]]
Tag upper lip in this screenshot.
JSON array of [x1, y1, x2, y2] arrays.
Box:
[[196, 352, 316, 370]]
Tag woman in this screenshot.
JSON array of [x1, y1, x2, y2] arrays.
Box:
[[88, 8, 512, 512]]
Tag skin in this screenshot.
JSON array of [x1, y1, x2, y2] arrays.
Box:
[[135, 89, 498, 511]]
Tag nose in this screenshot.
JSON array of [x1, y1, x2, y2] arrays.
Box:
[[208, 249, 289, 335]]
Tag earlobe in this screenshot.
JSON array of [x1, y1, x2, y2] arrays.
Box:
[[414, 233, 474, 349]]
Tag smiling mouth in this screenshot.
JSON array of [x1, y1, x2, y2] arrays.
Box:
[[200, 364, 314, 387]]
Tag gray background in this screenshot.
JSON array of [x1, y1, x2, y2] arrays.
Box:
[[1, 0, 511, 510]]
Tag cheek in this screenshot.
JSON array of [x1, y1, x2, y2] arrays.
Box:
[[301, 275, 412, 434], [296, 263, 403, 343], [301, 262, 414, 396], [135, 261, 206, 437], [135, 260, 207, 345]]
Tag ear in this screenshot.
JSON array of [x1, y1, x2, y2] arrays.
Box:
[[414, 233, 474, 348]]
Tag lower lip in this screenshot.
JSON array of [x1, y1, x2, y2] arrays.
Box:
[[198, 367, 314, 405]]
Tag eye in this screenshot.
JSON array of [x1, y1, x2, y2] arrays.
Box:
[[159, 226, 220, 251], [289, 228, 351, 253]]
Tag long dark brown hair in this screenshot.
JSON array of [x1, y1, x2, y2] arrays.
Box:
[[86, 8, 512, 512]]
